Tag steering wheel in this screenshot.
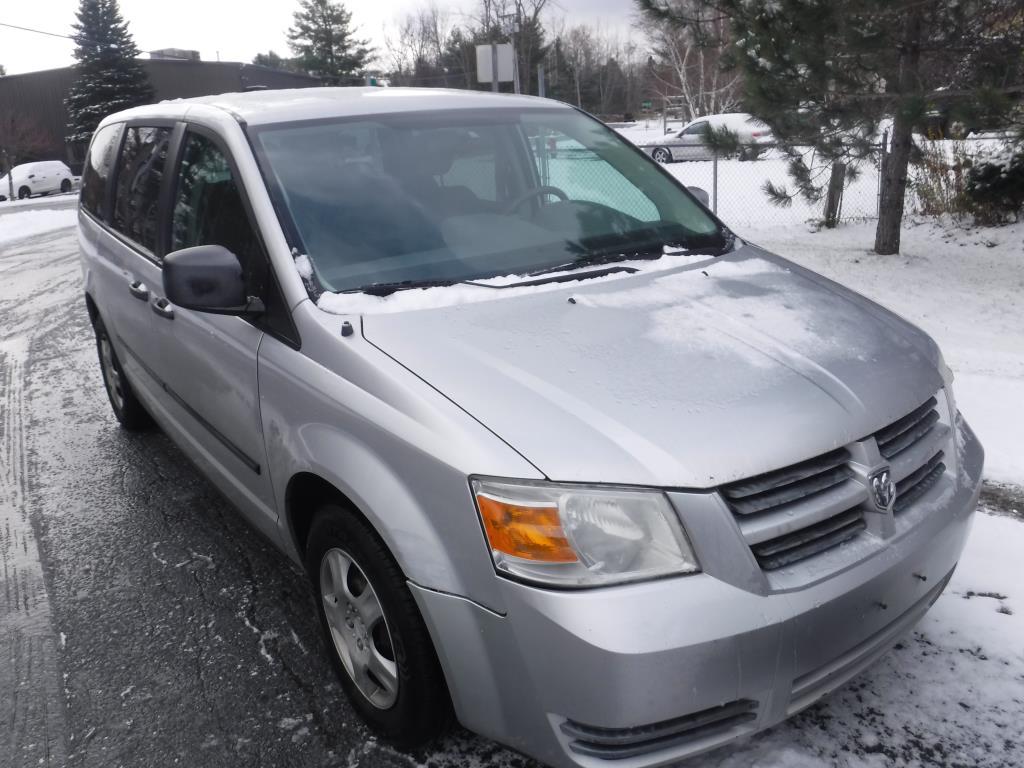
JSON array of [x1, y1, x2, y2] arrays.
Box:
[[503, 185, 569, 214]]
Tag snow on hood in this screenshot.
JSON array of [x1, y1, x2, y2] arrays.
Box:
[[357, 244, 943, 487], [314, 245, 723, 315]]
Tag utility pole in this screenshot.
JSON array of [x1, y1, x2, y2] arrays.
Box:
[[500, 11, 521, 94], [490, 43, 498, 93]]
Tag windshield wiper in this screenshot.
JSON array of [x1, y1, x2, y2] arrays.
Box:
[[355, 278, 463, 297], [527, 243, 667, 278]]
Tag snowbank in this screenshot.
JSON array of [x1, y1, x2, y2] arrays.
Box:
[[0, 208, 78, 246]]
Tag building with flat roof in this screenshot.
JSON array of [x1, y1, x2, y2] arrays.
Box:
[[0, 58, 320, 171]]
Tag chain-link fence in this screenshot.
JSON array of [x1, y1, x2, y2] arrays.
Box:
[[631, 141, 883, 232], [622, 133, 1010, 234]]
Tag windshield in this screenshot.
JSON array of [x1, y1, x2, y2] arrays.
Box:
[[249, 107, 727, 294]]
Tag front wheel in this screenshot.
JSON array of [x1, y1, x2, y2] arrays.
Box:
[[652, 147, 672, 164], [18, 186, 30, 200], [305, 506, 452, 748], [60, 178, 72, 193]]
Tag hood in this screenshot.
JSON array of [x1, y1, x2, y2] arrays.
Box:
[[362, 245, 943, 488]]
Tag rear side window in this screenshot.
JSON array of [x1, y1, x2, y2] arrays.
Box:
[[80, 123, 122, 219], [111, 126, 173, 252], [170, 132, 260, 270]]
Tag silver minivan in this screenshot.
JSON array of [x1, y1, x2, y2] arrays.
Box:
[[77, 88, 983, 768]]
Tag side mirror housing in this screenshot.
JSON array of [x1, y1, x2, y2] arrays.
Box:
[[163, 245, 263, 315], [687, 186, 711, 208]]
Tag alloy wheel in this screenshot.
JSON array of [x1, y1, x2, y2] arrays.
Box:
[[319, 547, 399, 709]]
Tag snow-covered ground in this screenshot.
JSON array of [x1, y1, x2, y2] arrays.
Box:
[[0, 190, 79, 210], [0, 206, 78, 246]]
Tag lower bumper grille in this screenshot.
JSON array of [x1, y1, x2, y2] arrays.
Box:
[[561, 699, 758, 760]]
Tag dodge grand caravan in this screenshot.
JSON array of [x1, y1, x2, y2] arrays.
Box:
[[77, 88, 983, 768]]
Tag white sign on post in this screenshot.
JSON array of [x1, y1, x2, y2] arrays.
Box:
[[475, 43, 515, 83]]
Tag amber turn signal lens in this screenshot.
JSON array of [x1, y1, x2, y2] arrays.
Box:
[[476, 494, 578, 563]]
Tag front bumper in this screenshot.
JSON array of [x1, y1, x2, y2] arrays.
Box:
[[411, 418, 983, 768]]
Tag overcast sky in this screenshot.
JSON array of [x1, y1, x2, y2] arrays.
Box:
[[1, 0, 638, 76]]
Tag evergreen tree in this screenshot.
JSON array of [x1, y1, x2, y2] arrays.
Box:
[[0, 65, 6, 77], [287, 0, 372, 84], [252, 51, 299, 72], [65, 0, 153, 145], [636, 0, 1024, 254]]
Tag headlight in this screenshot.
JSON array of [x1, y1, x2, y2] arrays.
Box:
[[471, 478, 700, 588]]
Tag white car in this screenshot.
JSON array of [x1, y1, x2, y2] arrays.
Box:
[[0, 160, 75, 200], [647, 113, 773, 163]]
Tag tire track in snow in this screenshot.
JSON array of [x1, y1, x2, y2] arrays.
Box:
[[0, 229, 74, 767]]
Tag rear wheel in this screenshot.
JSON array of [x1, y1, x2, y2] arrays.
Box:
[[305, 505, 452, 748], [18, 186, 30, 200], [652, 147, 672, 164], [93, 316, 153, 430]]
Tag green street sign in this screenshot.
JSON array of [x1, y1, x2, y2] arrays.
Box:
[[642, 100, 652, 110]]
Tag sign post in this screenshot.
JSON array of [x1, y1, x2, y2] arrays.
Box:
[[476, 44, 515, 91]]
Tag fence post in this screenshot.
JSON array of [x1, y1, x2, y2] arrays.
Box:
[[712, 151, 719, 215]]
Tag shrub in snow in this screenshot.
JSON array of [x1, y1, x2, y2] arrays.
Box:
[[965, 147, 1024, 224]]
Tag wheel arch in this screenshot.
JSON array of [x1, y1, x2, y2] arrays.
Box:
[[285, 471, 375, 565], [84, 291, 99, 325]]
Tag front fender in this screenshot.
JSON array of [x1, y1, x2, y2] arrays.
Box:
[[258, 304, 543, 613]]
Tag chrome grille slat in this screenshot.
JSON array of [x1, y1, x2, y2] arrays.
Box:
[[878, 409, 939, 459], [751, 508, 866, 570], [890, 422, 949, 483], [874, 396, 939, 459], [723, 448, 850, 500], [739, 479, 866, 545], [894, 452, 945, 513]]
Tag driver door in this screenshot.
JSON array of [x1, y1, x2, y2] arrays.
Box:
[[148, 127, 279, 539]]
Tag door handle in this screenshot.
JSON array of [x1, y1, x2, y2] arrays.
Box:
[[128, 280, 149, 301], [151, 297, 175, 320]]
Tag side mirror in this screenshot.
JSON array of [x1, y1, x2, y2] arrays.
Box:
[[687, 186, 710, 208], [163, 245, 263, 315]]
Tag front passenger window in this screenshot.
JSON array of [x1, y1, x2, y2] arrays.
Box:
[[170, 133, 260, 270], [111, 126, 172, 252]]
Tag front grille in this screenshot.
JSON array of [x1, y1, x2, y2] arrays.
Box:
[[750, 507, 866, 571], [874, 396, 939, 459], [720, 392, 950, 574], [722, 448, 852, 516], [722, 448, 864, 571], [561, 699, 758, 760], [894, 451, 945, 513]]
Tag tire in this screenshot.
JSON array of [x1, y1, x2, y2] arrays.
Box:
[[93, 316, 153, 430], [60, 179, 72, 193], [305, 506, 452, 748], [652, 147, 672, 164], [18, 186, 30, 200]]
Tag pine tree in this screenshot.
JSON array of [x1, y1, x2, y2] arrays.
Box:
[[635, 0, 1024, 254], [287, 0, 372, 85], [65, 0, 153, 145]]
